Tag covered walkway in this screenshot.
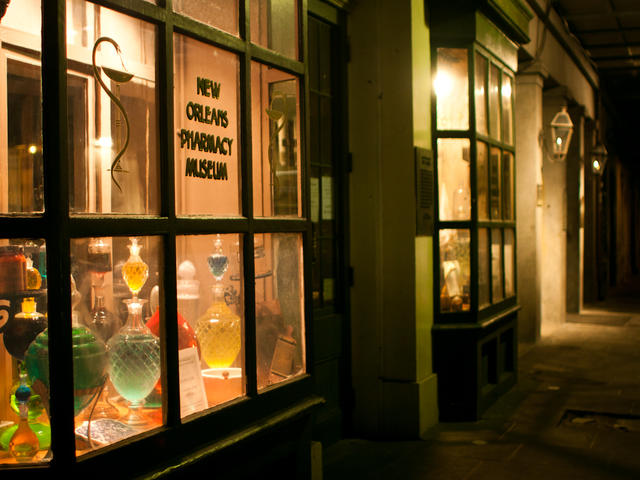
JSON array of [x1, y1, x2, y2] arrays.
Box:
[[323, 276, 640, 479]]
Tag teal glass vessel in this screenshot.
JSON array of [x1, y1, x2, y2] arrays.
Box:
[[107, 299, 160, 426]]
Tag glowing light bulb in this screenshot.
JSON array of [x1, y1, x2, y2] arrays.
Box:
[[502, 82, 512, 98], [592, 159, 601, 171], [434, 72, 453, 98], [95, 137, 113, 148], [28, 145, 37, 155], [556, 136, 563, 146]]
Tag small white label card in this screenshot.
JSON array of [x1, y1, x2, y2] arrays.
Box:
[[178, 347, 208, 417]]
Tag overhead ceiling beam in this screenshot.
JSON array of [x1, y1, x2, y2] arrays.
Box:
[[563, 10, 640, 21], [573, 26, 640, 34], [593, 54, 640, 62], [597, 64, 640, 71], [584, 41, 640, 49]]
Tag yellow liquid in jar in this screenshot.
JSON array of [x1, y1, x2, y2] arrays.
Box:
[[122, 261, 148, 295], [26, 267, 42, 290], [196, 302, 241, 369]]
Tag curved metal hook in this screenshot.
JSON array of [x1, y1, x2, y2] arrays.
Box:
[[266, 94, 288, 198], [92, 37, 133, 193]]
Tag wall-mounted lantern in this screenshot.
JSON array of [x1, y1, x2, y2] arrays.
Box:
[[591, 142, 608, 175], [550, 106, 574, 162]]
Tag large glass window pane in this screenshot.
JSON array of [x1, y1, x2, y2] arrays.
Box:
[[437, 139, 470, 221], [490, 146, 502, 219], [0, 239, 49, 466], [70, 236, 163, 453], [252, 63, 302, 217], [489, 64, 500, 140], [177, 234, 245, 415], [478, 229, 490, 309], [504, 229, 515, 298], [174, 0, 239, 36], [477, 141, 489, 221], [67, 1, 160, 215], [501, 74, 513, 144], [439, 230, 470, 313], [502, 151, 514, 221], [0, 2, 43, 214], [251, 0, 299, 60], [256, 233, 305, 390], [474, 53, 488, 136], [435, 48, 469, 131], [174, 34, 241, 216], [491, 228, 503, 303]]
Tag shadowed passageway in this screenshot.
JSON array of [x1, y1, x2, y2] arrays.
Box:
[[323, 276, 640, 479]]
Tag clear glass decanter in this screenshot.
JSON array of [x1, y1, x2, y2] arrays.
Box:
[[107, 238, 159, 427], [195, 235, 241, 370], [86, 237, 119, 343]]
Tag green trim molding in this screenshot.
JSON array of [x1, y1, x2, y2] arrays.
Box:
[[430, 0, 532, 48], [483, 0, 533, 45]]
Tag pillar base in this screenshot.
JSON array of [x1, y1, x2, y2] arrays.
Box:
[[380, 373, 438, 438]]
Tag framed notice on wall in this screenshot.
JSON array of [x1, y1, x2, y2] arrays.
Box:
[[415, 147, 434, 236]]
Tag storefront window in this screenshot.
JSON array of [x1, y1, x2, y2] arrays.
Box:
[[256, 233, 305, 390], [437, 139, 470, 221], [490, 146, 502, 219], [174, 0, 239, 36], [250, 0, 299, 60], [435, 48, 469, 131], [252, 63, 302, 217], [477, 141, 489, 221], [70, 236, 163, 453], [475, 53, 488, 136], [439, 229, 471, 313], [67, 1, 160, 215], [489, 63, 500, 140], [502, 152, 514, 220], [177, 234, 244, 415], [0, 239, 49, 466], [0, 0, 311, 472], [0, 1, 43, 215], [491, 228, 503, 303], [174, 34, 241, 217], [501, 74, 513, 144], [504, 229, 515, 298], [478, 229, 490, 308]]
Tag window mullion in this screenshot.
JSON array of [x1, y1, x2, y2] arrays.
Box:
[[160, 15, 181, 428], [241, 0, 258, 398], [42, 0, 75, 467]]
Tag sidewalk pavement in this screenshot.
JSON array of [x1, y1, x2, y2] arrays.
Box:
[[323, 280, 640, 479]]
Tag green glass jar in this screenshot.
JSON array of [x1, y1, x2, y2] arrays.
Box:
[[24, 325, 107, 415]]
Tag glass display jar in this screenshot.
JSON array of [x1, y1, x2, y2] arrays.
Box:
[[196, 236, 241, 370], [107, 299, 160, 426], [4, 297, 46, 360], [0, 246, 26, 295]]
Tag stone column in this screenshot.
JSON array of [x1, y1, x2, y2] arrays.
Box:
[[541, 89, 570, 330], [515, 66, 546, 343], [348, 0, 438, 438]]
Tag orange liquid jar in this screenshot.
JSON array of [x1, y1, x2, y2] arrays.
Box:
[[0, 246, 26, 294]]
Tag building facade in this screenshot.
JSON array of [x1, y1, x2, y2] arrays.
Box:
[[0, 0, 636, 478]]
